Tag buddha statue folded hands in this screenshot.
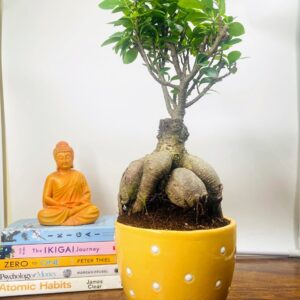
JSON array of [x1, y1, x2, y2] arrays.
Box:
[[38, 141, 100, 226]]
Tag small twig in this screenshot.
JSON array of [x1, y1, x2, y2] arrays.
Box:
[[167, 43, 182, 78], [184, 25, 228, 86], [179, 52, 185, 68], [206, 25, 228, 57], [185, 72, 231, 108], [186, 71, 203, 98], [187, 53, 191, 73], [161, 85, 175, 118], [200, 36, 208, 52], [135, 37, 178, 89], [182, 50, 189, 76]]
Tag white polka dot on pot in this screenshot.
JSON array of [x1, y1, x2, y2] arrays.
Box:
[[129, 289, 135, 297], [215, 280, 222, 289], [152, 282, 161, 291], [184, 273, 194, 283], [126, 267, 132, 277], [151, 245, 160, 255], [220, 246, 226, 255]]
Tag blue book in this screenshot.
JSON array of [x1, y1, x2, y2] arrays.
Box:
[[0, 215, 116, 246]]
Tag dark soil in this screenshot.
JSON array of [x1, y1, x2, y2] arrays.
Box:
[[118, 193, 230, 231]]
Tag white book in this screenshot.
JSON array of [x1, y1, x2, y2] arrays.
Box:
[[0, 275, 122, 297], [0, 264, 119, 282]]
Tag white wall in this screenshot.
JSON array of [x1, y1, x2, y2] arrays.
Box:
[[0, 113, 4, 230], [2, 0, 299, 254], [0, 0, 5, 230], [296, 1, 300, 252]]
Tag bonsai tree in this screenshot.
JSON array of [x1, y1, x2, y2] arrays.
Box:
[[100, 0, 244, 229]]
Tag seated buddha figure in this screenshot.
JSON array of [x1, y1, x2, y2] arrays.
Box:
[[38, 141, 100, 226]]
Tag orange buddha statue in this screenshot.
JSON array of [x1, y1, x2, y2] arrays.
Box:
[[38, 141, 100, 226]]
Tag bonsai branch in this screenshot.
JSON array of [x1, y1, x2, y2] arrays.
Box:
[[135, 39, 178, 89], [186, 52, 220, 98], [185, 72, 231, 108], [207, 25, 228, 57], [186, 72, 204, 99], [183, 50, 190, 76], [185, 25, 228, 86], [162, 85, 176, 118], [167, 43, 182, 78]]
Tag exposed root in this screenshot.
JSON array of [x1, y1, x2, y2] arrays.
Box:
[[166, 168, 208, 209], [181, 154, 222, 198], [132, 151, 173, 213], [180, 153, 223, 217], [118, 158, 144, 214], [117, 118, 225, 226]]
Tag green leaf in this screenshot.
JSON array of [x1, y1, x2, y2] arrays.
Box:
[[217, 0, 226, 14], [228, 22, 245, 36], [167, 3, 178, 15], [98, 0, 120, 10], [110, 32, 124, 38], [171, 88, 180, 95], [227, 38, 242, 45], [140, 24, 158, 41], [101, 36, 121, 46], [152, 9, 166, 17], [185, 12, 208, 23], [171, 75, 180, 81], [192, 27, 206, 38], [196, 53, 208, 64], [123, 48, 138, 64], [224, 16, 234, 23], [159, 67, 171, 73], [110, 17, 132, 28], [200, 77, 214, 84], [227, 51, 241, 64], [162, 36, 179, 43], [202, 67, 218, 78], [114, 36, 131, 54], [120, 37, 131, 52], [112, 6, 130, 14], [201, 0, 213, 9], [178, 0, 203, 10], [221, 38, 242, 50]]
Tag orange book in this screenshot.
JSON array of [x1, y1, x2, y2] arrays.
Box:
[[0, 255, 116, 270]]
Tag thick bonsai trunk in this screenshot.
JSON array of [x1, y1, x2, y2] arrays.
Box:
[[155, 118, 188, 158], [118, 118, 224, 223]]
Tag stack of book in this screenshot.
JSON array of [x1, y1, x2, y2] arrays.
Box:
[[0, 215, 121, 297]]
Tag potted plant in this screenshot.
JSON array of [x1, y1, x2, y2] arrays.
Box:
[[99, 0, 244, 299]]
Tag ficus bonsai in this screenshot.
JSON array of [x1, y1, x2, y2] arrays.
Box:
[[100, 0, 244, 229]]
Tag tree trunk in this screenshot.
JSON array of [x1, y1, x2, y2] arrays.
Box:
[[155, 118, 189, 158]]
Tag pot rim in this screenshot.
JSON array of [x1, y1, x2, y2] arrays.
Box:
[[116, 217, 236, 237]]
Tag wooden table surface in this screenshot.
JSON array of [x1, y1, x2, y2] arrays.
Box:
[[8, 257, 300, 300]]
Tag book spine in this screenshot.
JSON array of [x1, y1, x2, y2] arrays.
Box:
[[1, 241, 116, 258], [0, 275, 122, 297], [0, 264, 119, 282], [0, 255, 116, 270], [1, 229, 114, 245]]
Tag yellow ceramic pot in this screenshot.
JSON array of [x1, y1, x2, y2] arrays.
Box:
[[115, 218, 236, 300]]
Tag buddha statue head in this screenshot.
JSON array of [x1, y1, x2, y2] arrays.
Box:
[[53, 141, 74, 170]]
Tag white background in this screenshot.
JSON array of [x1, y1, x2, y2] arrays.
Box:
[[0, 2, 4, 230], [0, 116, 3, 229], [2, 0, 299, 254]]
